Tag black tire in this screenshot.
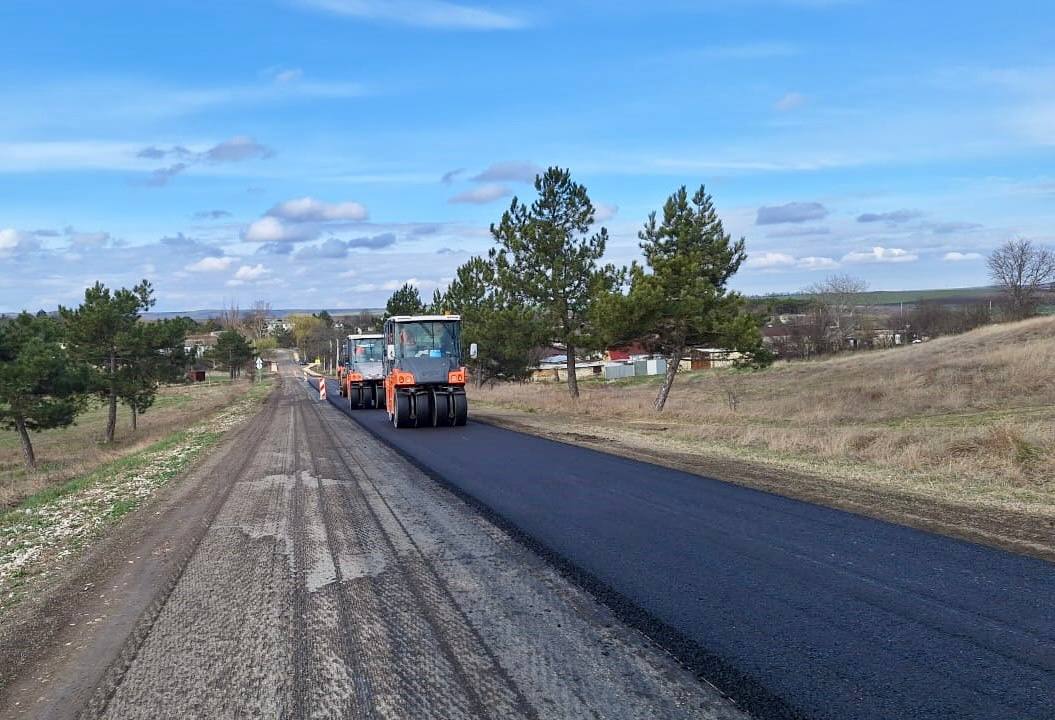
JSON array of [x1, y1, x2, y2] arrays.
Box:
[[413, 392, 433, 428], [452, 392, 468, 426], [393, 392, 411, 428], [349, 385, 362, 409], [376, 386, 387, 411], [432, 391, 452, 427], [369, 384, 380, 409]]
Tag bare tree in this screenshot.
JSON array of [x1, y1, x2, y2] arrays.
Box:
[[987, 239, 1055, 320], [245, 300, 272, 339], [807, 274, 869, 351], [218, 300, 241, 331]]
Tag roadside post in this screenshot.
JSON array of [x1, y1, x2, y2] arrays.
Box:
[[255, 357, 263, 383], [319, 378, 327, 401]]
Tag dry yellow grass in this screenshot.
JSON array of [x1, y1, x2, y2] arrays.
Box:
[[0, 376, 248, 508], [471, 316, 1055, 515]]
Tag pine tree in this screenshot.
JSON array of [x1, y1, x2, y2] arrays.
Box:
[[384, 283, 426, 318], [118, 318, 188, 430], [432, 256, 545, 384], [0, 313, 88, 468], [490, 167, 617, 398], [59, 281, 155, 443], [206, 330, 255, 379], [600, 185, 769, 411]]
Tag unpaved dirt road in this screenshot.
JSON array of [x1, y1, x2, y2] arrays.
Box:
[[0, 365, 745, 720]]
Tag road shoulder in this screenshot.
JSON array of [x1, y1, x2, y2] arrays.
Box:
[[0, 382, 275, 718]]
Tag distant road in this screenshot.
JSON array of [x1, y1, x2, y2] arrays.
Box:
[[318, 377, 1055, 720]]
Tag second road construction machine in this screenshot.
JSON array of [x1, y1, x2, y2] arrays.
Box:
[[338, 334, 386, 409], [383, 314, 476, 428]]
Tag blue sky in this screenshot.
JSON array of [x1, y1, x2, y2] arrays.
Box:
[[1, 0, 1053, 312]]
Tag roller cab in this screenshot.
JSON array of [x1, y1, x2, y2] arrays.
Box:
[[342, 333, 386, 409], [383, 315, 472, 428]]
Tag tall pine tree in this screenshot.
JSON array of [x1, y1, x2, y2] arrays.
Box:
[[60, 281, 155, 443], [598, 185, 768, 411], [490, 167, 617, 398]]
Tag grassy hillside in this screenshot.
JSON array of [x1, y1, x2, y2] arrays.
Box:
[[472, 316, 1055, 518]]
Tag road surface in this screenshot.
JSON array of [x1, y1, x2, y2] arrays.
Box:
[[0, 368, 744, 720], [318, 376, 1055, 720]]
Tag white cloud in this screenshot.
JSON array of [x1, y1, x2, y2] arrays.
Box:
[[943, 251, 984, 262], [747, 251, 839, 271], [295, 0, 527, 30], [842, 246, 919, 264], [227, 264, 272, 285], [797, 256, 840, 270], [267, 196, 368, 222], [0, 228, 45, 257], [185, 256, 235, 272], [243, 216, 319, 243], [774, 92, 806, 111], [0, 229, 28, 251], [747, 252, 796, 269], [234, 264, 269, 281], [449, 183, 511, 204]]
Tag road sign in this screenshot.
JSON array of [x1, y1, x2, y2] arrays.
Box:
[[255, 358, 263, 370]]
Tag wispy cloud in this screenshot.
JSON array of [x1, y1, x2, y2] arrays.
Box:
[[857, 209, 924, 224], [140, 163, 188, 187], [204, 136, 274, 163], [843, 246, 918, 264], [943, 251, 984, 262], [185, 256, 235, 272], [449, 183, 511, 204], [135, 136, 273, 187], [294, 0, 527, 30], [774, 92, 806, 111], [441, 168, 466, 184], [192, 209, 232, 220], [593, 203, 619, 223], [756, 202, 829, 224], [267, 196, 368, 222], [746, 251, 837, 271], [470, 161, 540, 183], [244, 217, 320, 243]]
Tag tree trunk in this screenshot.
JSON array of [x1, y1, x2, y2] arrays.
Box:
[[653, 349, 683, 412], [106, 351, 117, 443], [130, 406, 138, 431], [565, 343, 580, 399], [14, 415, 36, 470]]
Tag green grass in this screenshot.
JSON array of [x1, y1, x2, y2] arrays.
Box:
[[0, 376, 272, 616]]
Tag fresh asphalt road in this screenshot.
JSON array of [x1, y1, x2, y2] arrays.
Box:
[[315, 378, 1054, 720]]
